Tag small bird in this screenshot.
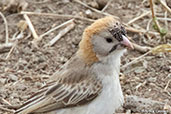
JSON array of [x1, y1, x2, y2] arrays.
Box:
[[15, 16, 133, 114]]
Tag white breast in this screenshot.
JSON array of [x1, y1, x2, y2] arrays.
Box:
[[55, 74, 124, 114], [86, 75, 124, 114], [54, 50, 126, 114], [54, 76, 123, 114]]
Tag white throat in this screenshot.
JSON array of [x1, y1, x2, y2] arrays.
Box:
[[93, 49, 126, 77]]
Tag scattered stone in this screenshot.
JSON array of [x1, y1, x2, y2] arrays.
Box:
[[147, 77, 157, 83], [8, 74, 18, 81], [17, 84, 27, 91], [35, 82, 43, 88], [124, 95, 166, 113], [134, 67, 145, 74], [0, 78, 6, 85], [85, 9, 92, 18]]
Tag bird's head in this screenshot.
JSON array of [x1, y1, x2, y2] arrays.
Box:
[[77, 16, 133, 65]]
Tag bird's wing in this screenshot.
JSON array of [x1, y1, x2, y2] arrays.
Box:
[[15, 70, 102, 114]]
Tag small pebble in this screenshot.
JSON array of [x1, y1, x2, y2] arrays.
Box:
[[85, 9, 92, 18], [35, 82, 43, 88], [8, 74, 18, 81], [147, 77, 157, 83], [134, 67, 145, 74], [0, 78, 6, 85]]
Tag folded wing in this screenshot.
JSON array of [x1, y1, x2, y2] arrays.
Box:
[[15, 70, 102, 114]]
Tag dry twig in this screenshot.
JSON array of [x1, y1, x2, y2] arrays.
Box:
[[132, 43, 151, 53], [149, 0, 167, 36], [40, 19, 74, 38], [0, 105, 14, 113], [151, 44, 171, 53], [164, 80, 171, 91], [26, 0, 49, 4], [0, 43, 13, 53], [0, 12, 14, 53], [147, 17, 171, 30], [158, 0, 171, 13], [127, 11, 151, 25], [1, 98, 12, 106], [0, 12, 9, 44], [121, 50, 151, 69], [122, 43, 171, 69], [146, 19, 153, 31], [101, 0, 112, 12], [135, 80, 147, 91], [164, 12, 168, 30], [5, 41, 17, 60], [23, 14, 39, 44], [150, 0, 161, 31], [125, 26, 160, 36], [21, 11, 95, 22], [48, 21, 75, 46], [73, 0, 119, 19]]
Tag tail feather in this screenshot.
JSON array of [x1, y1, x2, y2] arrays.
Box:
[[15, 95, 46, 114]]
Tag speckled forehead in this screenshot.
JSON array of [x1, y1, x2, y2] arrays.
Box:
[[109, 22, 120, 29]]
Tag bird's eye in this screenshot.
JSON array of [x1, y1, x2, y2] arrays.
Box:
[[105, 38, 113, 43]]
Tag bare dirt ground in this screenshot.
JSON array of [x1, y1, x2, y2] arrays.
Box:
[[0, 0, 171, 114]]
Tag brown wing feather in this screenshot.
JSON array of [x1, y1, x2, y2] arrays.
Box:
[[15, 56, 102, 114], [16, 75, 102, 114]]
